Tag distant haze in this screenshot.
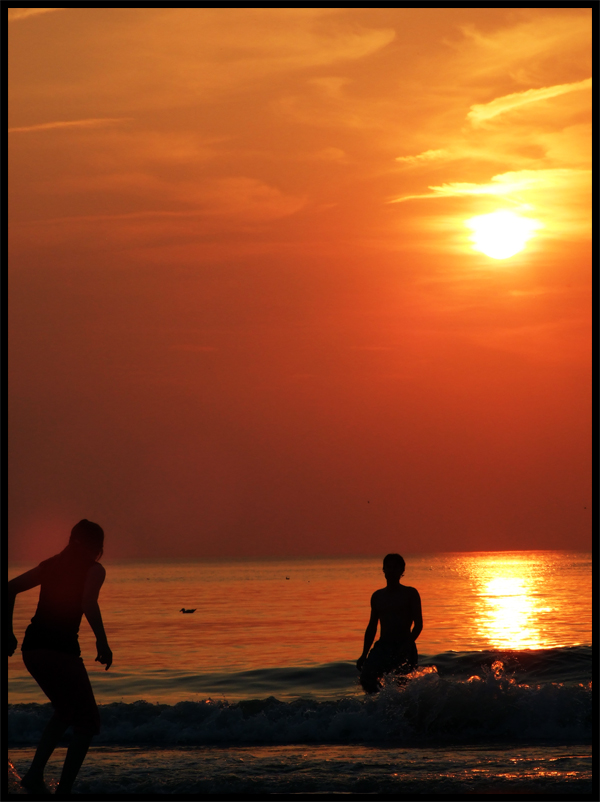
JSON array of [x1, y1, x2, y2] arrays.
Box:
[[8, 8, 591, 563]]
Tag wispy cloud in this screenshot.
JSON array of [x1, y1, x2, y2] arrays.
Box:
[[454, 14, 591, 81], [467, 78, 592, 125], [8, 118, 132, 134], [8, 8, 64, 22], [390, 168, 589, 203], [395, 149, 448, 165]]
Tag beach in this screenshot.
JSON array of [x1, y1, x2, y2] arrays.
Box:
[[7, 552, 592, 795]]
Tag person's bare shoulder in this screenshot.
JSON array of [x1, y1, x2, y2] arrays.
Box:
[[82, 563, 106, 607], [85, 562, 106, 592], [405, 585, 422, 609], [371, 587, 387, 607], [88, 562, 106, 580]]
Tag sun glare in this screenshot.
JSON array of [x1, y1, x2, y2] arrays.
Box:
[[465, 211, 542, 260], [480, 573, 540, 649], [469, 559, 550, 650]]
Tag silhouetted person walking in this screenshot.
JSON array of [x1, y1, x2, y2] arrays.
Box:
[[356, 553, 422, 693], [6, 520, 112, 795]]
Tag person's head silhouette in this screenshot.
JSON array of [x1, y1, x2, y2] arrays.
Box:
[[69, 519, 104, 561], [382, 553, 405, 582]]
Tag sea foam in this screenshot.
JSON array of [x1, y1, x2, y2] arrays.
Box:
[[8, 658, 591, 747]]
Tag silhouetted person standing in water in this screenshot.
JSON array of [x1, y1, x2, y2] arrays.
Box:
[[356, 553, 422, 693], [6, 520, 112, 795]]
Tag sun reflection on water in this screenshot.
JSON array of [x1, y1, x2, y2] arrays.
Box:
[[471, 556, 551, 650]]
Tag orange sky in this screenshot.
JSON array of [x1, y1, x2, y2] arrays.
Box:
[[8, 8, 592, 561]]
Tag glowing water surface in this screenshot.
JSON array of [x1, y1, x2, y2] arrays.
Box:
[[8, 551, 591, 703]]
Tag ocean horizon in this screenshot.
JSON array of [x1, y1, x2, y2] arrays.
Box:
[[8, 550, 592, 795]]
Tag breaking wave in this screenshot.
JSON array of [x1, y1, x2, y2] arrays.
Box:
[[8, 647, 591, 747]]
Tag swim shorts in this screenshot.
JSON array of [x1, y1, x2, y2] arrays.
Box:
[[360, 638, 418, 693], [22, 649, 101, 735]]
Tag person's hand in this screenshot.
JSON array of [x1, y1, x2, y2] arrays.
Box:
[[356, 655, 366, 671], [5, 633, 18, 657], [95, 642, 113, 670]]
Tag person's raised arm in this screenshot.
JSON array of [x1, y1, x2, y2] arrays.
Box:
[[410, 588, 423, 642], [356, 594, 379, 671], [6, 567, 43, 657], [82, 563, 112, 670]]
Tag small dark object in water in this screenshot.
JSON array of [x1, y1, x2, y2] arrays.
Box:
[[180, 608, 196, 613]]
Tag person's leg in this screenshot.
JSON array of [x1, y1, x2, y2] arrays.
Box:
[[55, 658, 99, 794], [22, 649, 100, 794], [56, 731, 93, 795], [21, 715, 69, 792]]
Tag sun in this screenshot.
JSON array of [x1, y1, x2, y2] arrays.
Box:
[[465, 210, 542, 260]]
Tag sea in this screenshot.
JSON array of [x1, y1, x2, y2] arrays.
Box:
[[7, 551, 593, 797]]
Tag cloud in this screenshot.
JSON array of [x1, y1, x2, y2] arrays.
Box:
[[13, 175, 307, 255], [395, 149, 448, 165], [388, 15, 591, 251], [453, 13, 591, 82], [467, 78, 592, 125], [534, 123, 591, 168], [194, 177, 307, 222], [390, 167, 591, 246], [8, 9, 397, 130], [101, 11, 395, 109], [8, 118, 132, 134], [7, 8, 64, 22], [391, 167, 589, 203]]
